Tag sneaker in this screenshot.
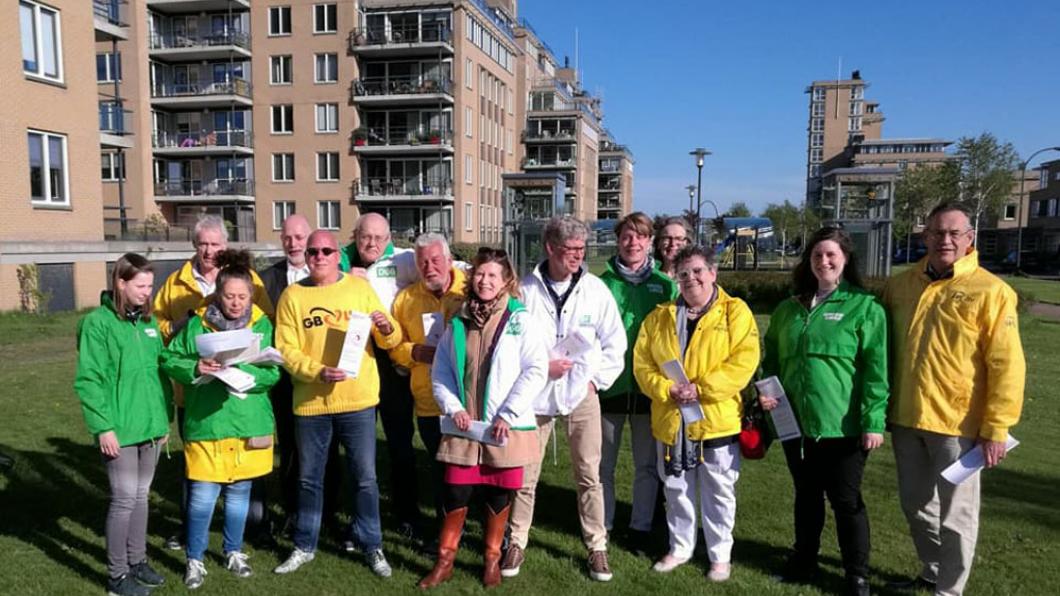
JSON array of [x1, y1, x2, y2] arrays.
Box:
[[274, 548, 315, 574], [225, 551, 253, 578], [343, 539, 359, 554], [774, 554, 819, 584], [707, 562, 731, 583], [366, 549, 392, 578], [886, 576, 936, 593], [627, 529, 653, 557], [848, 575, 871, 596], [588, 550, 613, 582], [129, 560, 165, 587], [184, 559, 207, 590], [500, 544, 524, 578], [106, 574, 151, 596], [652, 553, 690, 573], [163, 534, 183, 551]]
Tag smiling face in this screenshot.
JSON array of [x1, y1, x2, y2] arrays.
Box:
[[810, 239, 848, 290], [617, 227, 652, 269], [658, 223, 689, 263], [218, 278, 252, 320], [472, 261, 506, 302], [544, 235, 586, 280], [416, 241, 452, 292], [194, 227, 227, 273], [305, 231, 340, 284], [117, 271, 155, 308], [675, 255, 718, 306], [354, 214, 391, 265], [925, 209, 974, 273]]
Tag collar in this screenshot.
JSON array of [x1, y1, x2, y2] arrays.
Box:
[[286, 259, 309, 273], [413, 266, 466, 300], [918, 249, 979, 282]]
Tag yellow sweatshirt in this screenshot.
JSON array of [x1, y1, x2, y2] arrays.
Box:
[[275, 274, 402, 416]]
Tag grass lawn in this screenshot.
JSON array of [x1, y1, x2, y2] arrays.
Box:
[[1, 310, 1058, 595]]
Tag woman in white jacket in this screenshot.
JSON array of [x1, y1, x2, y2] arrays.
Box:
[[419, 248, 549, 590]]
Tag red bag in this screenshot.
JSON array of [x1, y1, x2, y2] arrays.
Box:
[[739, 418, 767, 460]]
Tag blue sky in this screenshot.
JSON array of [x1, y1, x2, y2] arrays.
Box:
[[518, 0, 1060, 217]]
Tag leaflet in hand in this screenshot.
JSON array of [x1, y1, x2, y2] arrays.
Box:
[[440, 416, 507, 446], [193, 365, 256, 397], [941, 436, 1020, 485], [754, 376, 802, 441], [336, 313, 373, 378], [422, 312, 444, 347], [195, 328, 255, 364], [661, 359, 705, 424], [551, 328, 594, 360]]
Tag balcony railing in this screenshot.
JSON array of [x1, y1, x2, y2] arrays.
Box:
[[155, 178, 255, 197], [99, 104, 132, 134], [353, 177, 452, 199], [600, 163, 622, 173], [522, 157, 576, 168], [153, 130, 253, 149], [349, 22, 452, 49], [352, 126, 451, 149], [149, 31, 251, 50], [351, 75, 452, 99], [93, 0, 126, 26], [522, 129, 576, 142], [104, 218, 255, 242], [152, 78, 253, 99]]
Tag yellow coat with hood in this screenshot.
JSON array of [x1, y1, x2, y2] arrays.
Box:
[[633, 286, 760, 445], [883, 249, 1025, 442], [153, 260, 273, 343]]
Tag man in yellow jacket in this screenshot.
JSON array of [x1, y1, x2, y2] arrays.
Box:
[[272, 230, 402, 579], [884, 202, 1025, 596]]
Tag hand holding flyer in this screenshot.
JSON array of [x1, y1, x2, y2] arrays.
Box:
[[337, 313, 372, 378], [551, 328, 594, 361], [754, 376, 802, 441], [661, 359, 705, 424]]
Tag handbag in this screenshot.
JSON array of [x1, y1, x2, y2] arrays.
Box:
[[739, 385, 772, 460]]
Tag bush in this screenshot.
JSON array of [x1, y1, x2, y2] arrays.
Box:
[[450, 241, 503, 263], [717, 270, 888, 314]]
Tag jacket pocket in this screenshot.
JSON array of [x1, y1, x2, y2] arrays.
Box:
[[804, 335, 858, 360]]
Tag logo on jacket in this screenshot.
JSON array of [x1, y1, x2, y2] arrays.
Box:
[[303, 306, 355, 330], [144, 328, 158, 338], [579, 314, 593, 326], [823, 313, 844, 322], [648, 283, 665, 294], [375, 266, 397, 278]]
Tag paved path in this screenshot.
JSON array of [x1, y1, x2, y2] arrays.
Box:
[[1028, 302, 1060, 321]]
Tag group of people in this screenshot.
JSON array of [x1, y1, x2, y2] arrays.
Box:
[[75, 201, 1024, 596]]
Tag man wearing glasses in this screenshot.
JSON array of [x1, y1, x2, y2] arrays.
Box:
[[883, 202, 1025, 595], [504, 216, 627, 582]]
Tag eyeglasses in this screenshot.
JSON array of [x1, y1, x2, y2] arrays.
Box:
[[676, 266, 711, 280], [306, 247, 338, 257], [357, 234, 388, 244], [926, 228, 972, 241], [559, 244, 586, 255], [660, 236, 688, 244]]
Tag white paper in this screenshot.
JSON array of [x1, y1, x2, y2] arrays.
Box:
[[660, 359, 705, 424], [440, 416, 507, 446], [337, 313, 372, 378], [941, 436, 1020, 485], [195, 328, 255, 364], [422, 312, 444, 347], [193, 366, 256, 396], [551, 328, 594, 360], [247, 346, 285, 366], [754, 376, 802, 441]]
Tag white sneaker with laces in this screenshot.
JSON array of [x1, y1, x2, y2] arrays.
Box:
[[184, 559, 207, 590], [225, 551, 252, 578], [273, 549, 315, 574], [366, 549, 392, 578]]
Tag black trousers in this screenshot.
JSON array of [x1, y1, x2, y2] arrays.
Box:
[[444, 483, 512, 514], [782, 437, 871, 578], [417, 415, 445, 524], [375, 350, 420, 527]]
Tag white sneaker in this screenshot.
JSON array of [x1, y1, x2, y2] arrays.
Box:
[[653, 553, 690, 573], [184, 559, 207, 590], [366, 549, 392, 578], [225, 551, 252, 578], [273, 549, 315, 574], [707, 562, 732, 582]]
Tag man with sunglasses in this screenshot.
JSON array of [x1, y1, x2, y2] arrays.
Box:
[[273, 231, 403, 578], [883, 202, 1025, 595]]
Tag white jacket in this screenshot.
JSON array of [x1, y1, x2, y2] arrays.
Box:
[[520, 264, 627, 416], [432, 299, 548, 429]]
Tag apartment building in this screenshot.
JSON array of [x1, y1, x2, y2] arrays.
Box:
[[598, 131, 633, 220], [1027, 160, 1060, 256]]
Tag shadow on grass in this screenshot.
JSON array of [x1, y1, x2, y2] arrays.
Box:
[[982, 466, 1060, 530]]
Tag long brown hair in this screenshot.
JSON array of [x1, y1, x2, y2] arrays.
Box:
[[111, 253, 155, 321], [465, 247, 520, 300], [792, 227, 863, 298]]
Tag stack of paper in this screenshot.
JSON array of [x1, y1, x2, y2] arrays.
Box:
[[440, 416, 507, 446], [661, 359, 705, 423], [941, 436, 1020, 485], [551, 328, 594, 361], [754, 376, 802, 441], [192, 329, 283, 395]]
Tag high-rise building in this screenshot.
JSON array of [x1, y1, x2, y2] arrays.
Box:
[[597, 131, 633, 221]]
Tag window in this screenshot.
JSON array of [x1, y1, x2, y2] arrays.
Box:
[[851, 85, 864, 99], [316, 152, 339, 181], [272, 153, 295, 181], [271, 104, 293, 133], [1049, 198, 1058, 218], [810, 148, 822, 163], [315, 53, 338, 83], [318, 200, 340, 229], [28, 130, 68, 205], [21, 1, 62, 82], [464, 202, 473, 231], [849, 101, 863, 116], [315, 103, 338, 133], [812, 87, 826, 101], [270, 55, 292, 85], [848, 117, 862, 131], [811, 118, 824, 132], [465, 58, 473, 89], [808, 164, 821, 178], [273, 201, 295, 229], [96, 52, 121, 83], [810, 133, 823, 148], [1040, 169, 1048, 188], [313, 3, 337, 33], [464, 154, 472, 184], [1030, 200, 1039, 217], [980, 235, 997, 255], [811, 103, 824, 117], [101, 152, 125, 181], [1003, 203, 1017, 221], [269, 6, 291, 36], [465, 107, 472, 137]]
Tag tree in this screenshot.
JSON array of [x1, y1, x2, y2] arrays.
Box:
[[893, 161, 959, 260], [954, 133, 1019, 236], [725, 201, 752, 218], [761, 200, 801, 267]]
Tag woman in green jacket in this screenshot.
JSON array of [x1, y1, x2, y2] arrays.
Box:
[[761, 227, 888, 596], [75, 253, 172, 596], [161, 250, 279, 590]]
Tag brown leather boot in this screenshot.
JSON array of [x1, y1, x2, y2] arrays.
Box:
[[418, 507, 468, 589], [482, 504, 511, 588]]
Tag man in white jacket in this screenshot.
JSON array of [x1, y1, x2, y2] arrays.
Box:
[[502, 216, 627, 582]]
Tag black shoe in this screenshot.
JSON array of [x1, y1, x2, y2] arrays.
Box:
[[886, 576, 936, 593], [106, 574, 151, 596], [626, 529, 652, 557], [129, 560, 165, 587], [847, 575, 871, 596], [163, 534, 183, 551], [774, 554, 819, 584]]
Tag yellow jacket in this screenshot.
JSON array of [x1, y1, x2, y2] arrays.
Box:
[[153, 259, 273, 343], [389, 267, 467, 416], [275, 274, 402, 416], [883, 250, 1025, 442], [634, 287, 760, 445]]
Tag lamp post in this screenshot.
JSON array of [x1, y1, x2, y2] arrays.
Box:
[[685, 184, 696, 220], [690, 148, 712, 243], [1016, 146, 1060, 271]]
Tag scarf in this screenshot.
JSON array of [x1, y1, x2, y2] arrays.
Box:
[[203, 300, 252, 332], [611, 255, 655, 285], [664, 287, 718, 477], [465, 291, 507, 329], [539, 261, 582, 313]]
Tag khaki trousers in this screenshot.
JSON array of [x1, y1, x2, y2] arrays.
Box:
[[509, 394, 608, 552], [892, 425, 981, 596]]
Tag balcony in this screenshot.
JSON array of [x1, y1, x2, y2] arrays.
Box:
[[352, 177, 453, 204], [149, 31, 251, 61], [349, 23, 453, 58], [350, 75, 453, 107], [94, 0, 129, 40], [154, 178, 255, 202], [352, 126, 453, 156], [150, 78, 253, 109], [522, 157, 576, 169], [522, 129, 576, 144], [99, 104, 134, 148], [152, 130, 253, 156], [146, 0, 250, 14]]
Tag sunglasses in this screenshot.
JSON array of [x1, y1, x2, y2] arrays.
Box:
[[306, 247, 338, 257]]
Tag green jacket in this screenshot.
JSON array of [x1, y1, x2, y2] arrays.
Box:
[[598, 257, 678, 412], [161, 308, 279, 442], [762, 281, 889, 439], [74, 293, 173, 447]]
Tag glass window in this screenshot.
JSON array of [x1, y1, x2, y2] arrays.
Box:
[[269, 6, 291, 35], [464, 202, 472, 231], [314, 4, 337, 33], [271, 104, 293, 133], [315, 53, 338, 83], [21, 1, 62, 82], [101, 152, 126, 181], [272, 153, 295, 181], [96, 53, 121, 83], [28, 130, 67, 204], [270, 55, 291, 85], [317, 152, 340, 181], [318, 200, 340, 229], [315, 103, 338, 133], [273, 201, 295, 229], [1003, 203, 1017, 221]]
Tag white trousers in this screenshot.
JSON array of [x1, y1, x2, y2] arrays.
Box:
[[657, 441, 740, 562]]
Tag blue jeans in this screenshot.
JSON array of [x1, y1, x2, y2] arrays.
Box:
[[295, 408, 382, 553], [185, 479, 253, 561]]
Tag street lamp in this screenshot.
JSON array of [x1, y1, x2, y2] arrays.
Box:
[[1016, 146, 1060, 271], [690, 148, 712, 243], [685, 184, 696, 216]]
